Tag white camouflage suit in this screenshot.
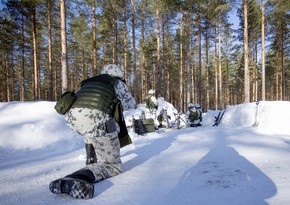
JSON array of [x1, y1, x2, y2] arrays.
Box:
[[64, 64, 136, 183], [186, 103, 202, 126]]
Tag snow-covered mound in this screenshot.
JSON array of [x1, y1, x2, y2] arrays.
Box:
[[1, 100, 289, 151], [218, 101, 290, 135], [0, 101, 82, 151]]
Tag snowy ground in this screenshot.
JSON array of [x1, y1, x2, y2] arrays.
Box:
[[1, 100, 290, 205]]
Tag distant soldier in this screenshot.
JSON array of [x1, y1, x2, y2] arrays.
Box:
[[186, 103, 202, 127], [157, 107, 170, 128], [145, 89, 158, 113]]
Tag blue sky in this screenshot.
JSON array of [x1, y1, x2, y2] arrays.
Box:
[[229, 11, 240, 30]]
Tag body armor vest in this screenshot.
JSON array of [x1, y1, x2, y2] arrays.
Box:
[[72, 74, 118, 117], [71, 74, 131, 147]]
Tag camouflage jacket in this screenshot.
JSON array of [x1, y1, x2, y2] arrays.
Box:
[[72, 74, 136, 147]]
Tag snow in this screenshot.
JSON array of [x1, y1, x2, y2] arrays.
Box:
[[1, 100, 290, 205]]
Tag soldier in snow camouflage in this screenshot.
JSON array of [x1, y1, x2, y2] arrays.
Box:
[[49, 64, 136, 199]]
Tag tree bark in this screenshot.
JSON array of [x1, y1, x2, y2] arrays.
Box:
[[218, 13, 223, 108], [261, 0, 265, 101], [280, 17, 285, 100], [215, 27, 218, 109], [32, 5, 39, 100], [60, 0, 68, 93], [198, 4, 202, 106], [179, 10, 183, 112], [244, 0, 250, 102], [131, 0, 137, 100], [124, 4, 128, 81], [92, 0, 97, 75], [156, 8, 161, 97], [48, 0, 53, 101], [21, 9, 25, 101]]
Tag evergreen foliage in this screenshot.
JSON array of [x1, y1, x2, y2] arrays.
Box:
[[0, 0, 289, 109]]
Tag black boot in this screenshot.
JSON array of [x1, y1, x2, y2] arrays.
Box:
[[66, 169, 96, 182], [85, 143, 97, 165], [49, 169, 95, 199]]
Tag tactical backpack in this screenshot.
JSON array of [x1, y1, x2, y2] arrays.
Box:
[[133, 118, 155, 135], [189, 110, 198, 122]]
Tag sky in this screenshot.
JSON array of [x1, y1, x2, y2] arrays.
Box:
[[229, 10, 240, 30], [1, 99, 290, 205], [0, 1, 240, 29]]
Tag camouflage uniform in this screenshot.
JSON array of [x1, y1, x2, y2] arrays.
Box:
[[64, 78, 136, 180], [49, 64, 136, 199], [146, 92, 158, 111], [186, 103, 203, 127]]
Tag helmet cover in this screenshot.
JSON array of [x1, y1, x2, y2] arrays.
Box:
[[101, 64, 124, 80], [148, 89, 155, 94]]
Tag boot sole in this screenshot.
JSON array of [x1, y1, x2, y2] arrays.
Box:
[[49, 177, 94, 199]]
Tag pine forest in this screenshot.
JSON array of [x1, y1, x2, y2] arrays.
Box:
[[0, 0, 289, 112]]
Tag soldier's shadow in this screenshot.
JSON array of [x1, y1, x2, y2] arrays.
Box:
[[95, 131, 175, 198], [121, 132, 176, 171], [166, 146, 277, 205]]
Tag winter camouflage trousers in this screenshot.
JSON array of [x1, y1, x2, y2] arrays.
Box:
[[65, 108, 122, 182]]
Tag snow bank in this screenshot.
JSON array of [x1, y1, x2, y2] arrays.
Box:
[[0, 100, 289, 152], [219, 101, 290, 135], [0, 101, 82, 151]]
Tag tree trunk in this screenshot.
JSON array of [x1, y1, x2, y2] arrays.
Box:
[[124, 4, 128, 81], [5, 57, 10, 101], [179, 10, 183, 112], [140, 6, 145, 100], [111, 2, 116, 65], [215, 27, 218, 110], [156, 8, 161, 97], [162, 14, 166, 99], [131, 0, 137, 101], [225, 30, 229, 107], [48, 0, 53, 101], [255, 40, 258, 101], [186, 11, 190, 106], [60, 0, 68, 93], [81, 33, 85, 80], [198, 5, 202, 106], [261, 0, 265, 101], [11, 58, 15, 99], [92, 1, 97, 76], [205, 20, 209, 111], [21, 10, 25, 101], [166, 20, 172, 103], [218, 13, 223, 109], [280, 17, 285, 100], [243, 0, 250, 102], [275, 52, 279, 100], [32, 5, 39, 100], [113, 13, 118, 64]]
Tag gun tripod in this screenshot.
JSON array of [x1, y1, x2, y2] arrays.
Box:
[[170, 112, 188, 129]]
